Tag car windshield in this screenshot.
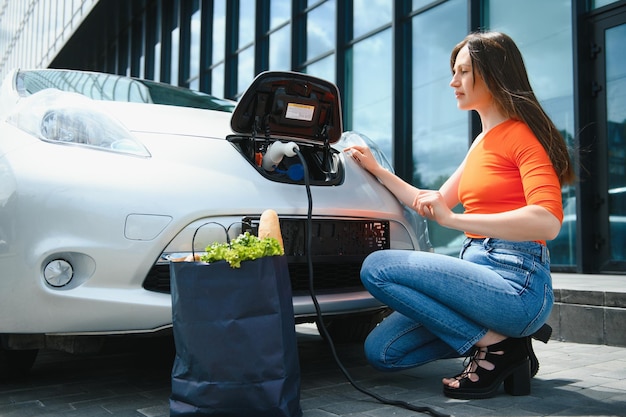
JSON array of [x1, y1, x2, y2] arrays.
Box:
[[15, 70, 235, 113]]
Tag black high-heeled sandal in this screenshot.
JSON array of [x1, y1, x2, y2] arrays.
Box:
[[443, 337, 531, 400], [528, 323, 552, 377]]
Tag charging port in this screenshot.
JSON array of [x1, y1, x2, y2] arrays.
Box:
[[228, 137, 344, 186]]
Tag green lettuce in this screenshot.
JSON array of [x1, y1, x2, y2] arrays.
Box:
[[200, 232, 284, 268]]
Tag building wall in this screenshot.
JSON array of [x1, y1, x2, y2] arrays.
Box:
[[1, 0, 625, 274], [0, 0, 98, 74]]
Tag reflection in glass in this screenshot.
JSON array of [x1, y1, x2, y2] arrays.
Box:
[[271, 0, 291, 29], [212, 63, 225, 98], [213, 0, 226, 63], [592, 0, 620, 8], [135, 9, 146, 79], [237, 46, 255, 96], [605, 23, 626, 261], [65, 0, 73, 32], [413, 0, 441, 11], [305, 56, 335, 83], [171, 26, 179, 85], [40, 1, 48, 55], [155, 41, 161, 81], [17, 69, 235, 112], [189, 5, 201, 83], [489, 0, 575, 265], [605, 24, 626, 130], [239, 0, 256, 47], [412, 0, 467, 250], [488, 0, 574, 144], [353, 0, 391, 39], [307, 0, 335, 60], [144, 0, 160, 81], [413, 0, 467, 189], [352, 29, 392, 159], [119, 30, 130, 76], [269, 25, 291, 71]]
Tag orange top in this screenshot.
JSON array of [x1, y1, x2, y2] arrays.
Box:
[[458, 119, 563, 242]]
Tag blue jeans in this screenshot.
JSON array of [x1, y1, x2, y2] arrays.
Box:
[[361, 238, 553, 371]]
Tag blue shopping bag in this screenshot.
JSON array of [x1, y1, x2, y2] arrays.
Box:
[[169, 255, 302, 417]]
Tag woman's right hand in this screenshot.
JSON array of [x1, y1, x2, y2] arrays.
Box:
[[344, 144, 428, 212], [343, 145, 381, 174]]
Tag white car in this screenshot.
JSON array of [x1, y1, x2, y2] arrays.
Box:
[[0, 69, 430, 377]]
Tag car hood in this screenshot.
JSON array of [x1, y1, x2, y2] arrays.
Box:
[[99, 101, 235, 139]]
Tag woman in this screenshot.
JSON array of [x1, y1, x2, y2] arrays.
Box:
[[345, 31, 574, 400]]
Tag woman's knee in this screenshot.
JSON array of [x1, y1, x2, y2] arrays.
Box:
[[364, 330, 394, 371], [360, 250, 394, 288]]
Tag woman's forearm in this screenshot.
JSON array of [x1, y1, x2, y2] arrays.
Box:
[[442, 205, 562, 241], [369, 167, 424, 208]]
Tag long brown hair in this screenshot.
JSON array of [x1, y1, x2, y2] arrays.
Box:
[[451, 31, 575, 185]]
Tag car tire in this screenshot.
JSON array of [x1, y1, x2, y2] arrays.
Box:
[[0, 347, 38, 380], [317, 308, 391, 343]]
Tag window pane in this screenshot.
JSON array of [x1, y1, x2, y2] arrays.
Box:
[[212, 63, 225, 97], [606, 24, 626, 153], [307, 0, 335, 60], [271, 0, 291, 29], [239, 0, 256, 47], [213, 0, 226, 63], [149, 2, 161, 81], [40, 0, 49, 58], [353, 0, 391, 39], [269, 24, 291, 71], [413, 0, 441, 11], [305, 55, 335, 83], [592, 0, 620, 9], [189, 4, 201, 81], [487, 1, 573, 133], [352, 29, 392, 159], [171, 26, 179, 84], [412, 0, 467, 250], [154, 40, 161, 81], [413, 0, 467, 188], [64, 0, 73, 31], [488, 0, 575, 265], [237, 46, 255, 96], [605, 23, 626, 261]]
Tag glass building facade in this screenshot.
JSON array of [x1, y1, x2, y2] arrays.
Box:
[[1, 0, 625, 274]]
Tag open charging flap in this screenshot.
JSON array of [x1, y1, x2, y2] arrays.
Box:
[[228, 71, 345, 185]]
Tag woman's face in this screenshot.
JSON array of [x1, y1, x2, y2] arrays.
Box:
[[450, 45, 493, 112]]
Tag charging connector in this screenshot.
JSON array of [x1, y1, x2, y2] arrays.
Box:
[[262, 141, 299, 171]]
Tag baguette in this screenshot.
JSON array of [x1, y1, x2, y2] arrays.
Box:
[[258, 209, 284, 251]]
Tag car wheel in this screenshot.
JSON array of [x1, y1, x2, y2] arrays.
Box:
[[317, 308, 391, 343], [0, 347, 38, 380]]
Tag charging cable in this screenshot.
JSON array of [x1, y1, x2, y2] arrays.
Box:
[[294, 148, 450, 417]]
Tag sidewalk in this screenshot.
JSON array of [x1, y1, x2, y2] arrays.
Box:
[[298, 273, 626, 416], [297, 325, 626, 417], [0, 326, 624, 416]]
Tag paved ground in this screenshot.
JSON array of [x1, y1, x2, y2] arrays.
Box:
[[0, 324, 625, 417]]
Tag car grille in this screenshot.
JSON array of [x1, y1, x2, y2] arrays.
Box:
[[143, 219, 390, 294]]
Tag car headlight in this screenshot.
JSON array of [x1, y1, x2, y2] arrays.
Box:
[[6, 88, 150, 157], [335, 131, 394, 172]]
